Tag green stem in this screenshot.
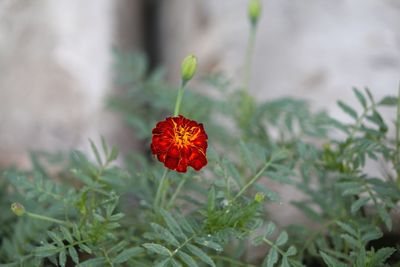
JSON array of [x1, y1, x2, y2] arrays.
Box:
[[263, 237, 287, 257], [174, 81, 186, 116], [243, 25, 257, 92], [154, 169, 169, 210], [233, 159, 272, 201], [26, 211, 72, 227], [167, 177, 188, 209], [396, 85, 400, 187]]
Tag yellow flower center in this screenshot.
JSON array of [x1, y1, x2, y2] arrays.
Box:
[[174, 125, 200, 147]]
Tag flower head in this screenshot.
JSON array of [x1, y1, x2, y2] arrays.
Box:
[[151, 115, 208, 172]]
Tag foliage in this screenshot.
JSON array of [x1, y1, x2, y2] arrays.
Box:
[[1, 4, 400, 267]]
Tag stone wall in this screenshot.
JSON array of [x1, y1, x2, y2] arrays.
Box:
[[0, 0, 142, 167]]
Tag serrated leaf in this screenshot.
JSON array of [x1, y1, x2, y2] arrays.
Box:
[[361, 228, 382, 244], [208, 186, 216, 212], [143, 243, 171, 256], [59, 250, 67, 267], [34, 244, 59, 257], [186, 244, 216, 267], [160, 209, 186, 239], [194, 237, 223, 252], [338, 100, 358, 119], [377, 206, 392, 231], [68, 247, 79, 264], [353, 88, 367, 108], [369, 247, 396, 266], [112, 247, 144, 264], [239, 141, 257, 173], [286, 246, 297, 256], [79, 244, 92, 254], [276, 231, 288, 246], [340, 234, 358, 248], [155, 258, 170, 267], [265, 222, 276, 236], [336, 221, 357, 237], [320, 251, 347, 267], [170, 258, 183, 267], [178, 251, 199, 267], [263, 247, 278, 267], [60, 226, 73, 244], [47, 231, 63, 247], [174, 213, 195, 234], [150, 223, 180, 247], [350, 197, 370, 213]]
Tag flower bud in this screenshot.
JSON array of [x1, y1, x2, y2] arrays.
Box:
[[11, 202, 25, 216], [181, 54, 197, 82], [254, 192, 265, 203], [248, 0, 262, 26]]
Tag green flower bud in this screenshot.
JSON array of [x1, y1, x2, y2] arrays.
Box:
[[181, 54, 197, 82], [11, 202, 25, 216], [248, 0, 262, 26], [254, 192, 265, 203]]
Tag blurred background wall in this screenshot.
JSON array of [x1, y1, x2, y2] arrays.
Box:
[[0, 0, 399, 167]]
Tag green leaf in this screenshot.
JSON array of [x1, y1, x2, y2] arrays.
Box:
[[143, 243, 171, 256], [239, 141, 257, 173], [337, 100, 358, 119], [208, 186, 216, 212], [47, 231, 63, 247], [377, 206, 392, 231], [286, 246, 297, 256], [170, 258, 183, 267], [280, 256, 290, 267], [378, 96, 398, 106], [89, 139, 103, 165], [264, 247, 278, 267], [369, 247, 396, 266], [178, 251, 199, 267], [353, 88, 367, 108], [34, 244, 59, 257], [79, 244, 92, 254], [60, 226, 73, 244], [160, 209, 186, 239], [350, 197, 370, 213], [336, 221, 357, 237], [101, 135, 109, 156], [155, 258, 170, 267], [109, 146, 119, 162], [113, 247, 144, 264], [150, 223, 180, 247], [265, 222, 276, 236], [320, 251, 347, 267], [59, 250, 67, 267], [68, 247, 79, 264], [276, 231, 288, 246], [194, 237, 223, 252], [186, 244, 216, 267]]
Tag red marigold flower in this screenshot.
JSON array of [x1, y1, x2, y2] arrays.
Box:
[[151, 115, 208, 173]]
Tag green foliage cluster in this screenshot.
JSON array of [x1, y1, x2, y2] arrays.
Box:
[[1, 3, 400, 267]]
